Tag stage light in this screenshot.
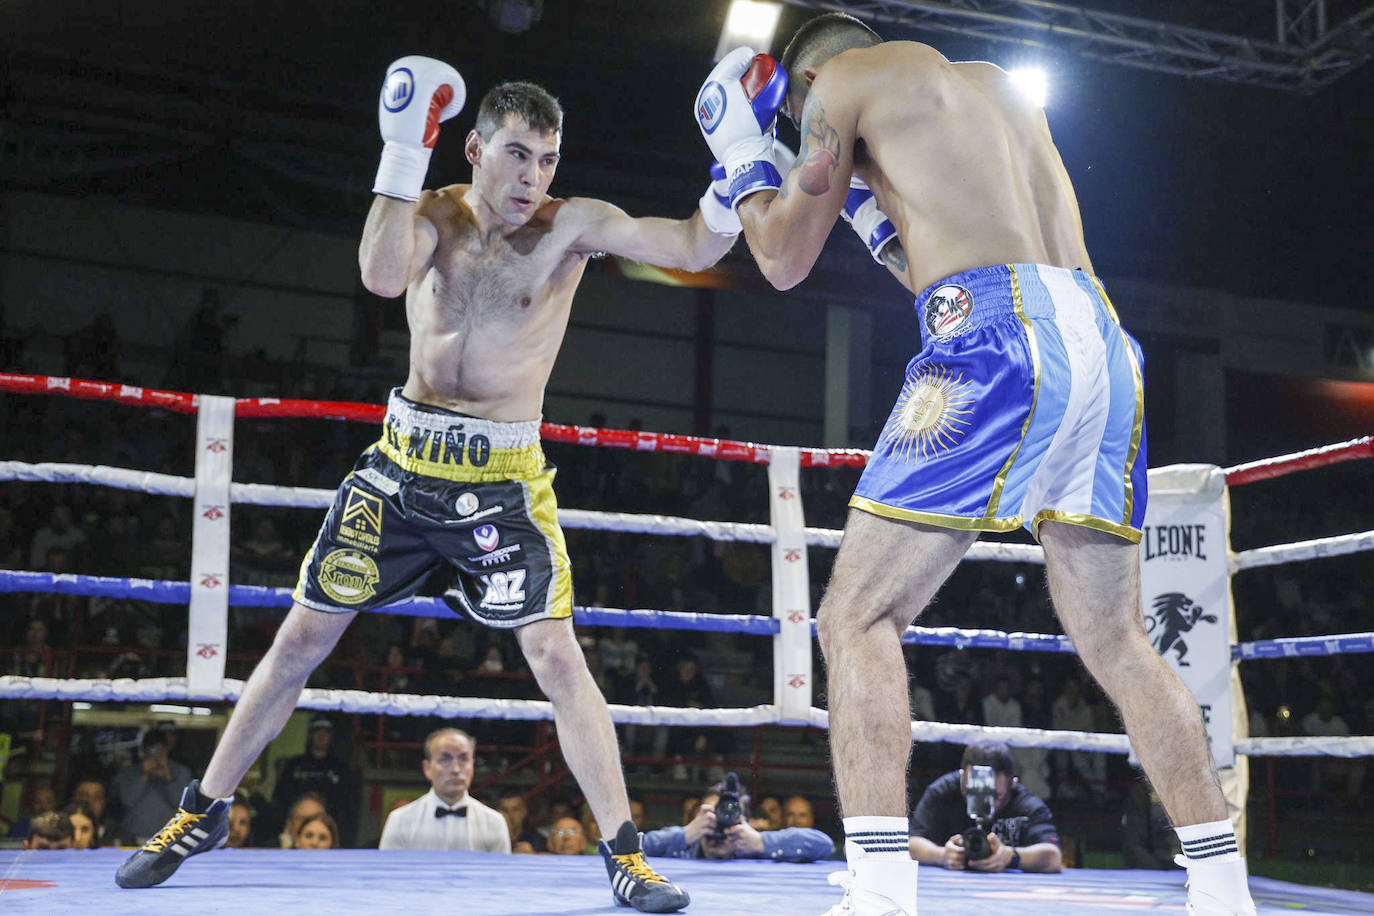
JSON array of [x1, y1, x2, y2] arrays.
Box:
[[1010, 67, 1048, 107], [715, 0, 782, 61]]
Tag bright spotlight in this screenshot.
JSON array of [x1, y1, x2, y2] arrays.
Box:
[[715, 0, 783, 61], [1010, 67, 1048, 107]]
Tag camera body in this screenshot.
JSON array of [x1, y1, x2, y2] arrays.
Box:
[[713, 772, 744, 835], [962, 764, 997, 863]]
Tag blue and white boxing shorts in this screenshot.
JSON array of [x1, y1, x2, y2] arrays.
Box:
[[851, 263, 1148, 543]]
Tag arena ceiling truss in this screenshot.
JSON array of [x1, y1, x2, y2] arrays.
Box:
[[782, 0, 1374, 90]]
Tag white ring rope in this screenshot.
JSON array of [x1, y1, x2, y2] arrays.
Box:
[[0, 460, 1048, 560], [1230, 530, 1374, 571], [3, 675, 1367, 757]]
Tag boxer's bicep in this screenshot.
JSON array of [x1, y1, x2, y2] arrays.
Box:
[[568, 200, 725, 271]]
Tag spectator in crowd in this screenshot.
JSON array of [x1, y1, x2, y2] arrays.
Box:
[[910, 742, 1062, 873], [293, 813, 340, 850], [579, 800, 602, 850], [621, 800, 640, 832], [29, 504, 86, 569], [378, 728, 509, 853], [547, 816, 587, 855], [280, 793, 327, 849], [621, 658, 667, 766], [1051, 679, 1105, 800], [498, 792, 544, 854], [598, 628, 640, 682], [25, 811, 74, 850], [272, 717, 358, 846], [910, 675, 936, 723], [782, 795, 815, 829], [0, 505, 22, 568], [1121, 779, 1180, 870], [752, 796, 782, 831], [227, 800, 254, 849], [639, 779, 833, 861], [61, 801, 98, 849], [110, 729, 192, 843], [981, 677, 1022, 729], [10, 618, 53, 677], [71, 779, 109, 846], [1016, 678, 1053, 800], [6, 782, 57, 839], [1302, 695, 1360, 796]]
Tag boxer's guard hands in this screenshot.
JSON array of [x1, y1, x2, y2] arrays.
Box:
[[842, 176, 899, 263], [700, 141, 796, 236], [373, 56, 466, 201], [694, 47, 788, 209]]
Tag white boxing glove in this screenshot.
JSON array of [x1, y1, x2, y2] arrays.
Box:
[[699, 141, 795, 237], [841, 176, 898, 263], [694, 47, 789, 208], [700, 161, 740, 236], [373, 56, 466, 202]]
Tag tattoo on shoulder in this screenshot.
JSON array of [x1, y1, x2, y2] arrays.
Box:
[[794, 96, 841, 198]]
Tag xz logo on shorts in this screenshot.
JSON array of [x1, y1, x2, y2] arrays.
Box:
[[479, 569, 526, 609]]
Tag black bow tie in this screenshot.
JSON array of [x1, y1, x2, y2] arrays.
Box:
[[435, 806, 468, 819]]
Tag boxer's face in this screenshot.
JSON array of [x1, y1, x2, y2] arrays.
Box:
[[468, 114, 561, 227]]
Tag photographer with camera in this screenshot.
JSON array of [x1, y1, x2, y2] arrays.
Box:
[[640, 773, 834, 862], [910, 743, 1062, 873]]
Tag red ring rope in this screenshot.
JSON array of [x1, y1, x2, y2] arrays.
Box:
[[2, 372, 1366, 477]]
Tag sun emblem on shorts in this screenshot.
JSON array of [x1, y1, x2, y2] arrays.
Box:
[[884, 365, 975, 462]]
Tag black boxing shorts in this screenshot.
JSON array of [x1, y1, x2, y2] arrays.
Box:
[[293, 389, 573, 628]]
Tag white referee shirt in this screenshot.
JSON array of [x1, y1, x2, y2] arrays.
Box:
[[378, 790, 511, 853]]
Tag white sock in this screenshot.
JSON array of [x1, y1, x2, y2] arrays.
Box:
[[844, 815, 910, 863], [1175, 819, 1241, 865]]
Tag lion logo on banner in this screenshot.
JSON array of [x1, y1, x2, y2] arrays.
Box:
[[1145, 592, 1218, 667]]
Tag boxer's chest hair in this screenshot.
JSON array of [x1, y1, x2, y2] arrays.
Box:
[[433, 219, 565, 328]]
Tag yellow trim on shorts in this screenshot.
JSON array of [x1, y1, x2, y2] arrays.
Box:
[[523, 469, 574, 620], [850, 495, 1021, 532], [984, 264, 1041, 520], [376, 434, 545, 482], [1032, 509, 1143, 544], [291, 542, 317, 605], [1089, 274, 1122, 325], [1118, 327, 1146, 529]]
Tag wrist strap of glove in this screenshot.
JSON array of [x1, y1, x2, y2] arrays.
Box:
[[727, 160, 782, 210], [373, 141, 433, 202], [700, 188, 742, 236]]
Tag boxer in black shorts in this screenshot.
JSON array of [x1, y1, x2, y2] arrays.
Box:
[[119, 56, 742, 913]]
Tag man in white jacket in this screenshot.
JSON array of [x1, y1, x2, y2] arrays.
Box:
[[379, 728, 509, 853]]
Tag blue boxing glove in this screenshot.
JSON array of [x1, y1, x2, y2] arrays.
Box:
[[842, 176, 898, 263], [694, 47, 788, 209]]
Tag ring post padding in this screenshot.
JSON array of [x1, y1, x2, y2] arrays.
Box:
[[187, 395, 234, 699], [768, 446, 812, 724], [1138, 464, 1236, 768]]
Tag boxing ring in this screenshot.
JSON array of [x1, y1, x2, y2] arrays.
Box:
[[1, 372, 1372, 914]]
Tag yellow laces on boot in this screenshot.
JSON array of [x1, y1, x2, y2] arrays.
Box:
[[142, 809, 204, 852], [612, 852, 668, 885]]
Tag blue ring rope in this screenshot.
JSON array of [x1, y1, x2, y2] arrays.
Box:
[[4, 570, 1370, 658]]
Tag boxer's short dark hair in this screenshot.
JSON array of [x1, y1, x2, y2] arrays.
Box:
[[780, 12, 881, 86], [475, 81, 563, 139]]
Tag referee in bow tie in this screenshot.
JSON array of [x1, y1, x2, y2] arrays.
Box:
[[378, 728, 511, 852]]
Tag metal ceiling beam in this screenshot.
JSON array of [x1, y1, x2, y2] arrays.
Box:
[[780, 0, 1374, 91]]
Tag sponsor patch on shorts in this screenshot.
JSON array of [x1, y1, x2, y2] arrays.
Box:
[[317, 549, 380, 605], [923, 284, 974, 339]]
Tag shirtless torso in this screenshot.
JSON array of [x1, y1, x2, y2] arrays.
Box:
[[401, 186, 590, 420], [755, 41, 1093, 295]]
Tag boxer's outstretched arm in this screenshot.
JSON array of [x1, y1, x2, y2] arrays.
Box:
[[737, 68, 858, 290], [359, 194, 439, 298], [567, 200, 736, 273]]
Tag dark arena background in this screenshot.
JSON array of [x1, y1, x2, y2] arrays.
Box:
[[2, 2, 1372, 914]]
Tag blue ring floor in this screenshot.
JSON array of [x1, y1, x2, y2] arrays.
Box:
[[1, 848, 1371, 915]]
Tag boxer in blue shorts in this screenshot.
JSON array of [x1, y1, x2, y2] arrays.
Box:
[[118, 56, 753, 912], [694, 14, 1254, 916]]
